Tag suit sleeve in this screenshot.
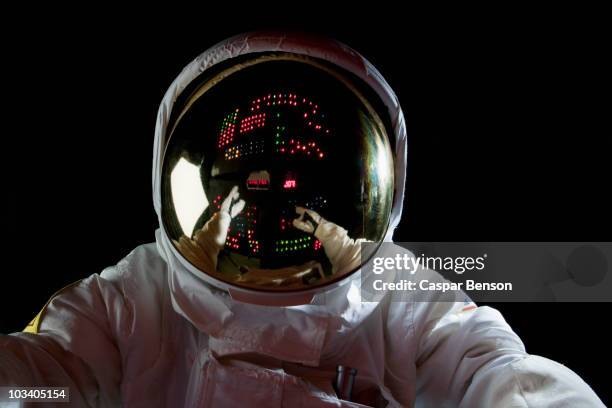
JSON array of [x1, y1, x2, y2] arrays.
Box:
[[0, 272, 129, 407], [413, 274, 604, 407]]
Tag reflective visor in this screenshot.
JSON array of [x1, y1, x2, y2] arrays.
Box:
[[161, 53, 394, 292]]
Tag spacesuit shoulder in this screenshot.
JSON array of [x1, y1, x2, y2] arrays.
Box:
[[100, 242, 167, 285], [22, 280, 83, 334], [23, 243, 167, 336]]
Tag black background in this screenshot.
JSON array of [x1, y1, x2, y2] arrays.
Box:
[[1, 7, 609, 404]]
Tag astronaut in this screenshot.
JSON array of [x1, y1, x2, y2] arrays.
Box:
[[0, 32, 604, 407]]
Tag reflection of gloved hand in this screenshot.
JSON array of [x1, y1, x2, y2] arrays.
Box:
[[292, 206, 323, 234], [219, 185, 246, 219], [293, 206, 367, 276], [175, 186, 245, 273]]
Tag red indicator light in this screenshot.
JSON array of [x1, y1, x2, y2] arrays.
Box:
[[247, 179, 269, 187]]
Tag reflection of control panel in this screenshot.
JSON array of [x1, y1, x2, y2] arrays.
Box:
[[283, 171, 297, 189], [225, 203, 260, 256], [214, 91, 332, 262], [246, 170, 270, 190], [273, 195, 328, 258], [246, 179, 269, 189], [245, 170, 301, 192], [216, 91, 330, 161], [218, 190, 327, 259]]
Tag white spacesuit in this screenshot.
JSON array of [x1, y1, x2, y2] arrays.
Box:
[[0, 32, 604, 407]]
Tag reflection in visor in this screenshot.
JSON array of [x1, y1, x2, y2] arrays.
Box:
[[161, 56, 394, 292], [212, 91, 330, 268], [170, 157, 208, 237]]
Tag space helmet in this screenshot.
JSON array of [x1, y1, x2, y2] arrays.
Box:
[[154, 33, 406, 305]]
